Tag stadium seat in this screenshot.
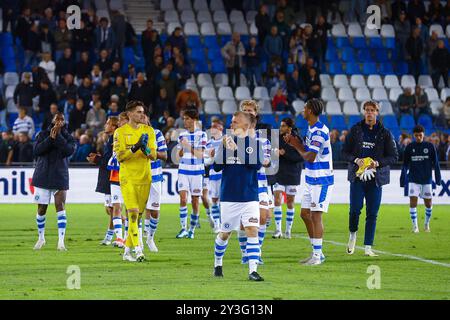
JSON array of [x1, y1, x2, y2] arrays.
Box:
[[352, 37, 367, 49], [214, 73, 227, 87], [292, 100, 305, 115], [258, 100, 272, 114], [356, 49, 372, 62], [194, 61, 209, 73], [181, 10, 196, 23], [341, 47, 355, 62], [335, 37, 351, 48], [211, 60, 226, 73], [328, 62, 344, 75], [260, 114, 277, 128], [384, 75, 400, 89], [326, 101, 343, 115], [235, 87, 251, 100], [343, 101, 360, 115], [425, 88, 440, 101], [348, 114, 362, 127], [217, 22, 231, 35], [296, 115, 308, 129], [193, 0, 209, 11], [164, 10, 179, 23], [189, 48, 205, 62], [379, 100, 394, 115], [368, 37, 384, 49], [222, 100, 238, 114], [218, 86, 234, 101], [373, 49, 389, 62], [321, 87, 337, 101], [325, 47, 339, 62], [232, 22, 249, 35], [389, 88, 403, 102], [345, 62, 361, 75], [213, 10, 228, 23], [379, 63, 395, 75], [338, 88, 355, 101], [197, 10, 212, 23], [381, 24, 395, 37], [441, 88, 450, 101], [355, 88, 371, 102], [249, 21, 258, 36], [210, 0, 225, 11], [331, 23, 347, 37], [364, 25, 380, 38], [4, 72, 19, 86], [350, 75, 366, 88], [177, 0, 193, 10], [197, 73, 213, 87], [395, 62, 409, 75], [184, 22, 200, 36], [320, 74, 332, 87], [187, 35, 202, 47], [401, 75, 416, 89], [204, 100, 221, 114], [253, 87, 270, 100], [207, 48, 221, 61], [201, 23, 216, 36], [372, 88, 388, 101], [418, 75, 433, 88], [5, 85, 15, 99], [382, 115, 399, 130], [330, 115, 347, 129], [429, 24, 445, 38], [201, 86, 217, 100], [246, 11, 258, 24], [319, 115, 330, 127], [367, 75, 383, 89], [333, 74, 349, 88], [400, 114, 416, 130], [167, 22, 182, 34], [362, 63, 377, 75], [384, 37, 396, 50], [229, 10, 245, 23], [430, 101, 442, 116], [347, 23, 363, 37], [417, 114, 433, 130]]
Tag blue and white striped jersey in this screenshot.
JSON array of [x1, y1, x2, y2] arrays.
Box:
[[206, 137, 223, 180], [256, 131, 271, 194], [177, 129, 207, 175], [107, 152, 120, 171], [305, 121, 334, 186], [151, 129, 168, 182]]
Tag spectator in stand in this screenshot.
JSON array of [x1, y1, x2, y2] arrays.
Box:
[[430, 40, 450, 89], [72, 134, 92, 162], [110, 75, 127, 111], [439, 97, 450, 128], [128, 72, 153, 108], [273, 10, 291, 47], [175, 89, 201, 115], [2, 0, 19, 34], [0, 131, 14, 165], [40, 7, 57, 32], [153, 88, 171, 120], [39, 23, 55, 55], [146, 55, 164, 84], [391, 0, 407, 21], [174, 109, 185, 129], [304, 24, 322, 69], [56, 47, 76, 84], [330, 129, 342, 162], [414, 17, 428, 43], [42, 103, 59, 130], [106, 101, 120, 118], [57, 73, 77, 111], [277, 0, 296, 26], [97, 49, 113, 73], [412, 85, 431, 120], [174, 56, 192, 91], [264, 26, 283, 62], [13, 132, 34, 162], [397, 87, 415, 115], [245, 36, 263, 92], [157, 110, 170, 130], [72, 20, 93, 59], [98, 77, 112, 108], [0, 91, 6, 130], [89, 91, 101, 109], [375, 0, 392, 23], [95, 17, 116, 55], [221, 32, 246, 90], [167, 27, 187, 57], [69, 99, 88, 133], [394, 11, 411, 60], [77, 76, 93, 106], [127, 64, 138, 88], [397, 132, 412, 161], [408, 0, 426, 24], [315, 15, 332, 67], [86, 100, 107, 135], [76, 51, 92, 80], [37, 79, 57, 116], [406, 27, 424, 82], [91, 64, 103, 88], [438, 133, 449, 161], [39, 52, 56, 84], [111, 10, 127, 62], [287, 69, 307, 102], [255, 4, 271, 45], [24, 22, 41, 69], [272, 88, 288, 112], [53, 19, 72, 59], [142, 19, 162, 68], [106, 61, 122, 82], [305, 67, 321, 100], [14, 72, 35, 115], [427, 31, 439, 72], [427, 0, 444, 24], [14, 7, 32, 46], [159, 68, 178, 103], [13, 107, 35, 139]]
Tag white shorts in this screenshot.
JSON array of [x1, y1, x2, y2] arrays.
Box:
[[301, 184, 333, 213], [146, 181, 162, 210], [33, 187, 59, 205], [408, 183, 432, 199], [220, 201, 260, 232], [273, 183, 299, 196], [104, 194, 112, 207], [267, 186, 274, 209], [111, 184, 123, 204], [209, 178, 221, 199], [203, 177, 209, 190], [177, 174, 203, 196]]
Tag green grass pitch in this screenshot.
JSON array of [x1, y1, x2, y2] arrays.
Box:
[[0, 203, 449, 300]]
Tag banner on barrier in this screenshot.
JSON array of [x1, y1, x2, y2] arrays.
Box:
[[0, 168, 449, 204]]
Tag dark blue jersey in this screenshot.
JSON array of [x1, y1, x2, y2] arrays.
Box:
[[213, 135, 263, 202], [401, 141, 441, 185], [360, 122, 379, 159]]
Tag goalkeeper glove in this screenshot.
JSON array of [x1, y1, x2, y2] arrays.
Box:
[[356, 157, 374, 177], [140, 134, 150, 155], [131, 134, 147, 153], [359, 168, 376, 182]]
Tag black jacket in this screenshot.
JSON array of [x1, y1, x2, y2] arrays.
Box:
[[342, 120, 398, 186], [32, 125, 76, 190], [14, 82, 35, 107], [275, 133, 303, 186], [95, 136, 113, 195]]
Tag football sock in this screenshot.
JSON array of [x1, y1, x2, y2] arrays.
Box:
[[189, 213, 199, 233], [238, 230, 247, 258], [105, 229, 114, 242], [286, 208, 295, 232], [247, 237, 260, 274], [126, 218, 139, 248], [138, 220, 143, 247], [124, 218, 129, 239], [112, 216, 123, 240], [425, 207, 432, 225], [56, 210, 67, 243], [211, 203, 220, 226], [312, 238, 323, 257], [148, 217, 159, 239], [36, 214, 46, 240], [258, 224, 266, 247], [410, 207, 418, 227], [144, 218, 150, 233], [179, 206, 188, 230], [214, 235, 228, 267], [274, 206, 282, 232]]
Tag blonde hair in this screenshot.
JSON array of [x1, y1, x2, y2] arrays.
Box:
[[239, 100, 260, 114]]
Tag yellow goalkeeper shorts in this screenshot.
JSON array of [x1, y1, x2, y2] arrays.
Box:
[[121, 183, 151, 213]]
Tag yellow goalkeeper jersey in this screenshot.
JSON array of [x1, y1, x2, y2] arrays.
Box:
[[113, 123, 157, 185]]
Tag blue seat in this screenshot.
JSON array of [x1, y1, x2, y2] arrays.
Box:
[[241, 35, 249, 44], [417, 114, 433, 130], [204, 36, 219, 49], [326, 47, 339, 61], [336, 37, 351, 48], [352, 37, 367, 49], [330, 115, 347, 130], [296, 116, 308, 129], [399, 114, 416, 130], [261, 115, 277, 128], [341, 47, 355, 62], [362, 62, 377, 75], [373, 49, 389, 62], [327, 37, 335, 49], [368, 37, 384, 49], [207, 48, 221, 61], [384, 37, 396, 49], [211, 60, 226, 73], [395, 62, 408, 75], [194, 62, 209, 73], [220, 35, 231, 46], [224, 115, 233, 127], [345, 62, 361, 75], [328, 62, 344, 75], [379, 63, 394, 75], [187, 36, 202, 48], [160, 34, 168, 44], [8, 113, 18, 128], [357, 49, 373, 62], [189, 48, 205, 62], [382, 115, 399, 130], [348, 115, 362, 128], [319, 115, 329, 127]]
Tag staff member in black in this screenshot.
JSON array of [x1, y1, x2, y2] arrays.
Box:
[[272, 117, 303, 239], [342, 101, 398, 257]]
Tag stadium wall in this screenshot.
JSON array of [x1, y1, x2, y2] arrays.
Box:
[[1, 168, 449, 204]]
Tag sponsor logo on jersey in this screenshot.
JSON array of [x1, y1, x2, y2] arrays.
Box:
[[193, 189, 201, 194], [424, 148, 429, 154], [248, 217, 258, 223], [246, 147, 254, 154], [152, 202, 159, 207], [311, 202, 316, 207]]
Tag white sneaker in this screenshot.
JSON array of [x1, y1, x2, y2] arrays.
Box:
[[272, 230, 282, 239], [112, 239, 125, 248], [146, 238, 158, 252], [135, 248, 145, 262], [57, 241, 67, 251], [412, 225, 419, 233], [347, 233, 357, 255], [424, 224, 430, 232], [299, 253, 313, 264], [100, 239, 111, 246], [123, 251, 136, 262], [284, 231, 291, 239], [364, 248, 379, 257], [33, 239, 46, 250], [303, 255, 323, 265]]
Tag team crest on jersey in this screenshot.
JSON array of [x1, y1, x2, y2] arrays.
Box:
[[246, 147, 254, 154], [248, 217, 258, 223], [424, 148, 429, 154], [224, 223, 230, 229], [193, 189, 201, 194], [311, 202, 316, 208], [152, 202, 159, 207], [35, 195, 40, 200], [114, 195, 118, 200]]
